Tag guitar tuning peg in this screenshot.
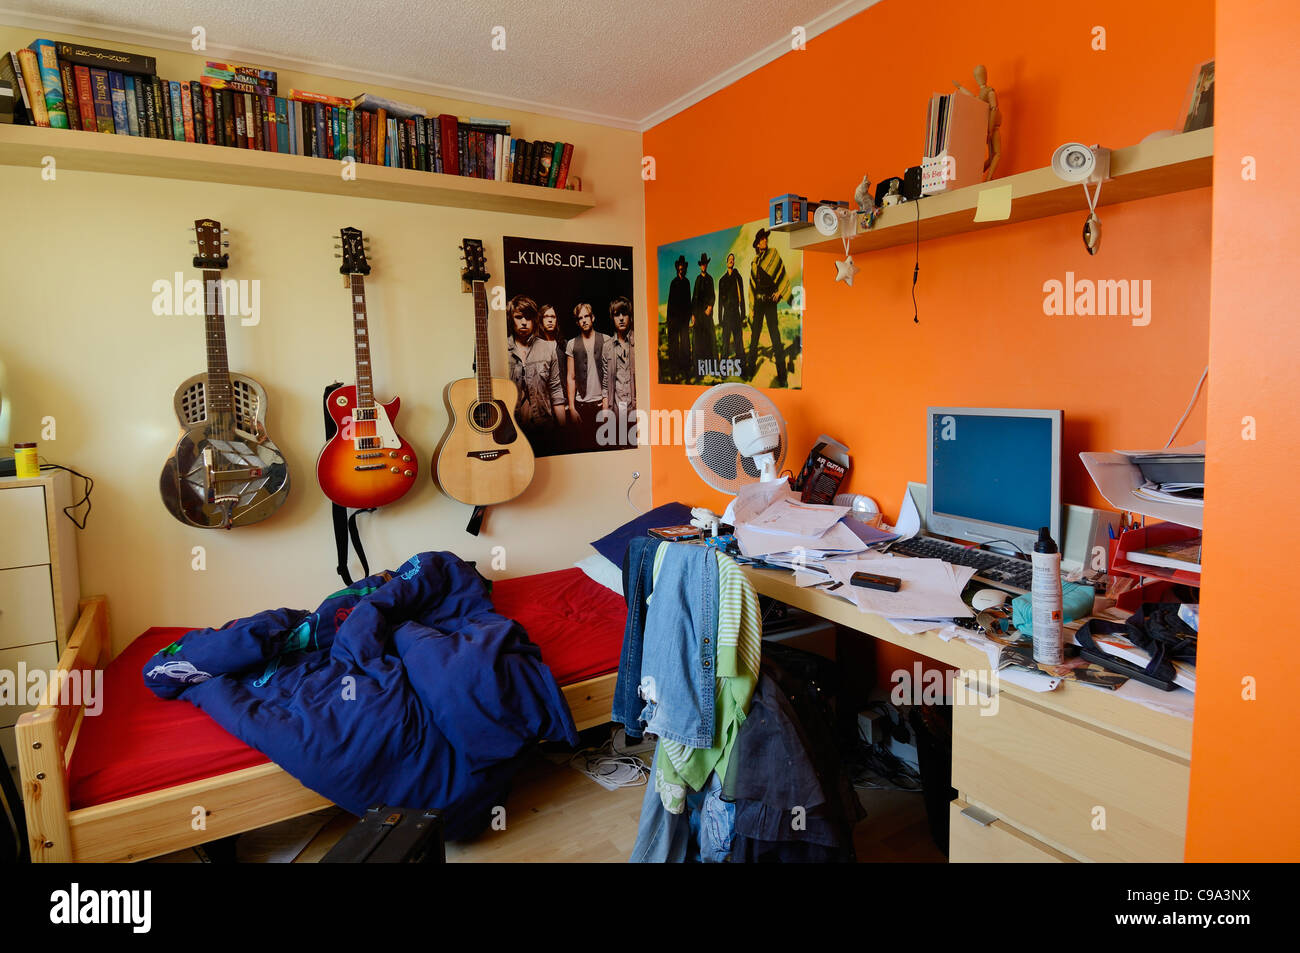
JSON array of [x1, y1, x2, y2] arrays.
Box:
[[334, 253, 343, 258], [221, 242, 230, 247], [188, 240, 197, 245]]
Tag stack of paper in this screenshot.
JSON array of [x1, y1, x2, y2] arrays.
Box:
[[734, 491, 896, 571], [822, 555, 975, 628]]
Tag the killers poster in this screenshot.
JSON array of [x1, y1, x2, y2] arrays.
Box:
[[502, 237, 637, 457], [656, 219, 804, 389]]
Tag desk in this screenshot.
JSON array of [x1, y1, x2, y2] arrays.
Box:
[[742, 565, 1193, 863]]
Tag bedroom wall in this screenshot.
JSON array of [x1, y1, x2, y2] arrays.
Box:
[[641, 1, 1213, 691], [1188, 0, 1300, 862], [0, 24, 650, 651]]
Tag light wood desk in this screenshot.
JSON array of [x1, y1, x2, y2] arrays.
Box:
[[742, 566, 1193, 863]]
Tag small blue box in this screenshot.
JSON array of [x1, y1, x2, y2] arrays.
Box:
[[769, 193, 807, 229]]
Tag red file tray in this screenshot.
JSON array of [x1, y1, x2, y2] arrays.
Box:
[[1108, 523, 1201, 610]]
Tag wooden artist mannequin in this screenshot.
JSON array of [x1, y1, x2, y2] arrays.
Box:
[[954, 64, 1002, 180]]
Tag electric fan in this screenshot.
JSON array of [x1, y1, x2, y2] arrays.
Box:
[[684, 383, 788, 496]]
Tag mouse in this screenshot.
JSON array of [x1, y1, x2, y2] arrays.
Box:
[[971, 588, 1009, 611]]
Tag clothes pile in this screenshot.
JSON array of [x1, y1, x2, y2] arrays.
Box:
[[616, 537, 858, 862]]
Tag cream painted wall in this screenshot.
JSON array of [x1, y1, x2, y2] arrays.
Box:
[[0, 26, 650, 651]]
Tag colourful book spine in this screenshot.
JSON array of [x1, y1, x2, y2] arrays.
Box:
[[375, 108, 387, 165], [124, 75, 140, 135], [277, 97, 289, 154], [261, 94, 273, 150], [438, 115, 458, 175], [107, 71, 128, 134], [314, 104, 326, 158], [57, 59, 80, 130], [73, 65, 96, 131], [169, 81, 184, 140], [16, 49, 50, 126], [88, 68, 113, 133], [345, 106, 355, 158], [179, 81, 194, 141], [28, 40, 69, 128], [2, 51, 34, 125], [431, 118, 443, 173], [547, 142, 563, 187], [151, 78, 166, 136], [233, 92, 246, 147], [556, 142, 573, 189], [189, 81, 205, 143], [203, 86, 216, 143], [134, 76, 150, 136], [252, 94, 265, 149]]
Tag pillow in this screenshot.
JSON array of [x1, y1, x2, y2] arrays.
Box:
[[573, 553, 623, 596], [590, 501, 695, 568]]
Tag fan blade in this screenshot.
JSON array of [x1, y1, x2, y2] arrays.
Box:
[[695, 430, 739, 482]]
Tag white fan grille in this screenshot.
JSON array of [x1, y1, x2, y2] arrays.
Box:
[[685, 384, 787, 494]]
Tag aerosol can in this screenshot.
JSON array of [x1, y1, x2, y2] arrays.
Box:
[[1031, 527, 1064, 665]]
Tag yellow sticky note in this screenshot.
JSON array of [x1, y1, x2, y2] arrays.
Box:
[[973, 184, 1014, 222]]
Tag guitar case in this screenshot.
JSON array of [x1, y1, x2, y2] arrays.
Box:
[[323, 381, 377, 585]]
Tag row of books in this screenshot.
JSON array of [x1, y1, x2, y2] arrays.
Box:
[[2, 39, 579, 188]]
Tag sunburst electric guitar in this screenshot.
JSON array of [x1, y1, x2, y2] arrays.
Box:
[[159, 218, 291, 529], [316, 227, 418, 509], [433, 238, 535, 532]]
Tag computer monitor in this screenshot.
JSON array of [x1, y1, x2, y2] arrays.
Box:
[[925, 407, 1062, 556]]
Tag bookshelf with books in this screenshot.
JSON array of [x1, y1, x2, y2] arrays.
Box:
[[0, 41, 595, 218]]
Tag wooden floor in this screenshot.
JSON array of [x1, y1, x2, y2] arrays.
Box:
[[149, 741, 946, 863], [221, 754, 945, 863]]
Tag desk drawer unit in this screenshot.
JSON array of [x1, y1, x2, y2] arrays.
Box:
[[949, 799, 1075, 863], [952, 685, 1190, 862]]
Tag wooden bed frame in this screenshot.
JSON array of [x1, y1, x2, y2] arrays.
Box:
[[16, 596, 618, 862]]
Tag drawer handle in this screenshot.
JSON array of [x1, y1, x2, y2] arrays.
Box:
[[960, 805, 998, 827]]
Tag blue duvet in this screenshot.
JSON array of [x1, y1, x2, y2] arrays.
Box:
[[143, 552, 579, 840]]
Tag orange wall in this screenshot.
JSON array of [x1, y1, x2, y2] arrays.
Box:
[[1187, 0, 1300, 861], [645, 0, 1213, 526], [644, 0, 1213, 697]]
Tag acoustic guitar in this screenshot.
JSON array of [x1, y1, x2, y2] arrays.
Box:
[[159, 218, 290, 529], [316, 227, 418, 509], [433, 239, 535, 521]]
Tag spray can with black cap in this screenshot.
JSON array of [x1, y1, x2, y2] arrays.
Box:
[[1031, 527, 1064, 665]]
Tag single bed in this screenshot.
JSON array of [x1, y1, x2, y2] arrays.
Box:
[[17, 566, 627, 863]]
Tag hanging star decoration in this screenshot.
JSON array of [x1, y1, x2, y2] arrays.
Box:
[[835, 234, 859, 286], [834, 255, 859, 285]]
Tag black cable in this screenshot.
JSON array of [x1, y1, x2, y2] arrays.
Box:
[[38, 464, 94, 530], [911, 198, 921, 324], [977, 538, 1027, 557]]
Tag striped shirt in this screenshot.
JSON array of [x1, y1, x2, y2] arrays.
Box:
[[750, 247, 791, 303], [652, 548, 761, 813]]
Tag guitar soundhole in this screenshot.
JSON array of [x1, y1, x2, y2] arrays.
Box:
[[471, 401, 500, 431]]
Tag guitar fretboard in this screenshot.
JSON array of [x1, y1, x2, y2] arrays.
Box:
[[473, 280, 491, 403], [349, 273, 374, 409], [202, 269, 234, 427]]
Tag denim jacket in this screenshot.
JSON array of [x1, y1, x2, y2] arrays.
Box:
[[507, 337, 565, 430], [613, 539, 718, 748]]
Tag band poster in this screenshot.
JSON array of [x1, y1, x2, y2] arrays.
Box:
[[502, 237, 636, 457], [656, 220, 804, 389]]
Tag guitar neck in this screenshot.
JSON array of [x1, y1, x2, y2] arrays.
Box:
[[202, 269, 234, 427], [350, 273, 375, 407], [473, 280, 491, 402]]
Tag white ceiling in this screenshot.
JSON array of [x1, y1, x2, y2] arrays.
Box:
[[1, 0, 879, 129]]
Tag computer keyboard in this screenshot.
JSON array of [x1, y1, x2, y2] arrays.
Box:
[[889, 535, 1036, 592]]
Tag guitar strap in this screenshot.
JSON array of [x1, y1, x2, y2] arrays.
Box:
[[323, 382, 377, 586]]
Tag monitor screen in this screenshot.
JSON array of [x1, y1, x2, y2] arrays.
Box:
[[926, 407, 1062, 552]]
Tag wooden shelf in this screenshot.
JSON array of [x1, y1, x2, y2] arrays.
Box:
[[789, 127, 1213, 254], [0, 123, 595, 218]]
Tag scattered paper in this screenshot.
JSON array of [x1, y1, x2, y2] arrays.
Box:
[[973, 183, 1013, 222], [728, 478, 797, 526], [747, 498, 850, 537], [824, 556, 974, 619], [887, 485, 922, 540], [1080, 452, 1203, 528]]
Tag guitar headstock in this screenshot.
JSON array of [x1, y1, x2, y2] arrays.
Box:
[[192, 218, 229, 269], [338, 227, 372, 276], [460, 239, 489, 284]]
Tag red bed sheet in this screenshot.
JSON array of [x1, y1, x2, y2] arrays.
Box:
[[67, 567, 625, 810]]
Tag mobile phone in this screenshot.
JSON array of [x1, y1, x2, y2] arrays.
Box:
[[850, 571, 901, 592]]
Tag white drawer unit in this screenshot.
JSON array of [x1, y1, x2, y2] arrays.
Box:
[[0, 473, 80, 651], [0, 472, 81, 771]]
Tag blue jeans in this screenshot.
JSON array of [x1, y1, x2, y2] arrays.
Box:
[[631, 751, 735, 863], [638, 544, 717, 748], [612, 536, 665, 739]]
